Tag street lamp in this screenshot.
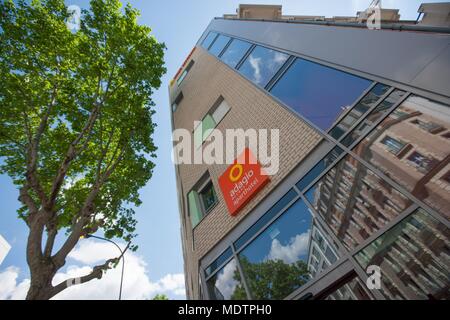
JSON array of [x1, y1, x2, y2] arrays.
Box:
[[84, 234, 126, 300]]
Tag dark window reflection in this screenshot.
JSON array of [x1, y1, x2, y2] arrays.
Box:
[[305, 154, 412, 250], [206, 259, 247, 300], [270, 58, 372, 130], [324, 275, 372, 300], [329, 83, 390, 140], [205, 247, 233, 278], [238, 46, 289, 87], [209, 35, 231, 57], [220, 39, 252, 68], [296, 146, 344, 191], [238, 199, 315, 299], [352, 95, 450, 219], [355, 208, 450, 300], [202, 32, 218, 50], [341, 89, 406, 148]]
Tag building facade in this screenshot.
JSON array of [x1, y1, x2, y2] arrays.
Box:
[[169, 4, 450, 300]]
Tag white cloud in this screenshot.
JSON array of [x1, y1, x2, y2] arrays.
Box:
[[248, 54, 262, 84], [0, 240, 185, 300], [267, 230, 311, 264], [213, 259, 239, 299]]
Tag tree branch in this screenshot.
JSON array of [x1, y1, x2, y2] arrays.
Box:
[[51, 242, 130, 298]]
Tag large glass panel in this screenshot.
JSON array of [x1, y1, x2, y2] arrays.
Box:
[[305, 154, 412, 250], [238, 46, 289, 88], [220, 39, 252, 68], [188, 190, 202, 227], [206, 259, 247, 300], [208, 35, 231, 57], [238, 199, 315, 299], [307, 223, 340, 279], [205, 247, 233, 278], [270, 58, 372, 130], [234, 188, 298, 250], [324, 275, 372, 300], [341, 90, 406, 148], [352, 95, 450, 219], [296, 146, 343, 191], [355, 208, 450, 300], [329, 83, 390, 139], [201, 32, 218, 50]]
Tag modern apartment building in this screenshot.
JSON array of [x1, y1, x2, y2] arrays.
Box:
[[169, 3, 450, 300]]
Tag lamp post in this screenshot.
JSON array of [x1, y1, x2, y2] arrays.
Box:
[[85, 235, 126, 300]]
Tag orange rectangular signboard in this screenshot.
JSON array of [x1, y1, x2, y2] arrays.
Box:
[[218, 148, 269, 216]]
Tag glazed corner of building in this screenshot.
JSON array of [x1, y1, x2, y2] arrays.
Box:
[[169, 3, 450, 300]]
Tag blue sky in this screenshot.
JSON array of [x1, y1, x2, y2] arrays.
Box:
[[0, 0, 445, 300]]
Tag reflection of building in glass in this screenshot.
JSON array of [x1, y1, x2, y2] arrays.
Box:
[[307, 223, 339, 277], [170, 3, 450, 300], [354, 96, 450, 219], [355, 209, 450, 299]]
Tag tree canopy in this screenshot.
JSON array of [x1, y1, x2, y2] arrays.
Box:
[[0, 0, 166, 299]]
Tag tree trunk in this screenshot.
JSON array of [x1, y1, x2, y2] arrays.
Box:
[[26, 263, 56, 300]]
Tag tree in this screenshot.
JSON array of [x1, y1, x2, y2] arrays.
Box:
[[152, 294, 169, 300], [231, 258, 310, 299], [0, 0, 166, 300]]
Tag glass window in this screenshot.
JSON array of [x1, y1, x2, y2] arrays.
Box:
[[340, 90, 406, 148], [205, 247, 233, 278], [329, 83, 390, 139], [211, 99, 230, 124], [411, 119, 445, 134], [176, 60, 194, 86], [201, 32, 218, 50], [270, 58, 372, 131], [206, 259, 247, 300], [355, 208, 450, 300], [324, 275, 372, 300], [296, 146, 343, 191], [238, 199, 314, 299], [188, 190, 202, 227], [305, 153, 411, 250], [194, 97, 231, 148], [209, 35, 231, 57], [220, 39, 252, 68], [380, 136, 406, 155], [352, 95, 450, 220], [199, 181, 218, 213], [238, 45, 289, 88], [188, 172, 217, 227], [234, 188, 298, 250], [171, 91, 183, 112]]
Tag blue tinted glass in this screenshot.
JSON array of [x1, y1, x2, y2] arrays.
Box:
[[202, 32, 217, 49], [205, 246, 233, 278], [296, 147, 343, 191], [238, 46, 289, 87], [234, 188, 298, 250], [209, 35, 231, 57], [329, 83, 390, 139], [238, 199, 314, 299], [270, 58, 372, 130], [220, 39, 252, 68]]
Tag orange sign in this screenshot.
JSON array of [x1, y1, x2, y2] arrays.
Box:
[[218, 148, 270, 216]]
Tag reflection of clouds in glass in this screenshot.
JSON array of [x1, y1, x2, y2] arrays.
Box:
[[214, 259, 238, 299], [272, 52, 288, 68], [267, 230, 310, 264], [248, 54, 262, 84]]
